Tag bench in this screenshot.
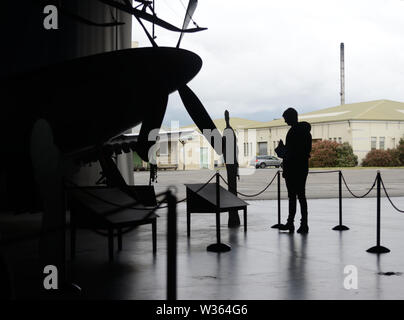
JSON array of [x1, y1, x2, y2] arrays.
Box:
[[68, 185, 158, 262], [185, 183, 249, 237], [158, 163, 178, 170]]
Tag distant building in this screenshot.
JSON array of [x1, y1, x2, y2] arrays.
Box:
[[130, 118, 265, 170], [240, 100, 404, 164], [131, 99, 404, 170], [180, 118, 265, 170]]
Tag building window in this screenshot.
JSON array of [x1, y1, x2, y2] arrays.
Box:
[[371, 137, 377, 150], [249, 143, 252, 156], [244, 143, 247, 157], [338, 137, 342, 144], [379, 137, 385, 150], [258, 142, 268, 155], [392, 137, 396, 148]]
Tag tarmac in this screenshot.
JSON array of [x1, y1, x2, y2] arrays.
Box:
[[133, 167, 404, 200]]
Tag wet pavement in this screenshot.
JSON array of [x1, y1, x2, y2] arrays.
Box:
[[4, 196, 404, 299]]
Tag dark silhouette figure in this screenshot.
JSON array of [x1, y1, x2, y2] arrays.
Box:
[[275, 108, 312, 233], [223, 110, 241, 227]]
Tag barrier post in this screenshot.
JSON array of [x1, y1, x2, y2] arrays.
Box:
[[333, 171, 349, 231], [207, 172, 231, 252], [167, 190, 177, 300], [271, 170, 283, 229], [367, 171, 390, 254]]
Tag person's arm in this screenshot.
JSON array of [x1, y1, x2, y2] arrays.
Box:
[[275, 139, 286, 158], [304, 132, 312, 158]]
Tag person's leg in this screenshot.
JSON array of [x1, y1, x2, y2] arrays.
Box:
[[297, 192, 308, 224], [226, 164, 241, 227], [296, 171, 309, 233], [288, 192, 297, 224], [279, 177, 296, 232]]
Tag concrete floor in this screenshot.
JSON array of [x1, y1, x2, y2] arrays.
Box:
[[3, 196, 404, 300]]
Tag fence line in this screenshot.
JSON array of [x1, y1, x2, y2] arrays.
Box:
[[219, 171, 279, 198], [340, 174, 377, 198]]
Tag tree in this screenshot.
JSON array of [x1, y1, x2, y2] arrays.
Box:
[[336, 142, 358, 167], [397, 138, 404, 165]]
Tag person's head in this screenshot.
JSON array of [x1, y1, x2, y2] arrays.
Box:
[[282, 107, 298, 126], [224, 110, 230, 124]]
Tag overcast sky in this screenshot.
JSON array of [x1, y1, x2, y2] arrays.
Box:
[[132, 0, 404, 126]]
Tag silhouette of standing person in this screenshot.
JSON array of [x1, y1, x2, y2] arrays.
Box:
[[223, 110, 241, 227], [275, 108, 312, 233]]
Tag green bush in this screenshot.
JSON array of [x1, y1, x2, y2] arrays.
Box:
[[397, 138, 404, 165], [336, 142, 358, 167], [309, 140, 357, 167], [361, 149, 401, 167]]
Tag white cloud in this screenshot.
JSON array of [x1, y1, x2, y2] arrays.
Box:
[[132, 0, 404, 125]]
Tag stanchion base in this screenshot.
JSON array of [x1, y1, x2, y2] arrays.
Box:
[[366, 245, 391, 254], [207, 243, 231, 252], [271, 223, 283, 229], [332, 225, 350, 231]]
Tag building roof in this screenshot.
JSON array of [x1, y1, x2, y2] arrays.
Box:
[[245, 99, 404, 129], [182, 117, 266, 132]]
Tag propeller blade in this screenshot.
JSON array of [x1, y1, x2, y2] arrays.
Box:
[[177, 0, 198, 48], [178, 85, 223, 155], [136, 93, 169, 162]]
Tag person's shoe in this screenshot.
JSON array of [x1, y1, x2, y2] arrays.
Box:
[[297, 224, 309, 234], [279, 222, 295, 233]]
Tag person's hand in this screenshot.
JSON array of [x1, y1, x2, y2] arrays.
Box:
[[275, 140, 285, 158]]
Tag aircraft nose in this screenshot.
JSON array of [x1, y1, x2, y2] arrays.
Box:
[[157, 47, 202, 93], [88, 46, 202, 94]]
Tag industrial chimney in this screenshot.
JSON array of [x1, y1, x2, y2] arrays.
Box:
[[340, 42, 345, 105]]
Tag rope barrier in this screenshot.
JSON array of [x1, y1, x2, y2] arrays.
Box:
[[219, 171, 279, 198], [65, 181, 153, 211], [272, 170, 341, 174], [380, 176, 404, 213], [155, 173, 217, 208], [308, 170, 341, 174], [340, 173, 377, 198], [90, 196, 168, 237], [65, 172, 217, 211]]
